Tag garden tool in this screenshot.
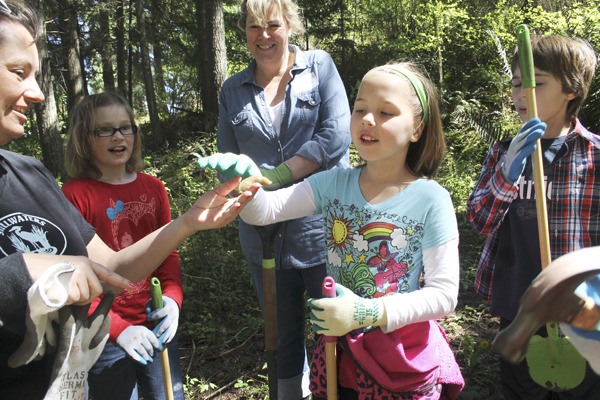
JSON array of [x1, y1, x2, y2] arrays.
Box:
[[256, 224, 279, 399], [151, 277, 175, 400], [493, 246, 600, 361], [493, 25, 586, 391], [322, 276, 338, 400]]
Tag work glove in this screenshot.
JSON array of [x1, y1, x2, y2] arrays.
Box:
[[307, 283, 388, 337], [259, 163, 293, 191], [560, 275, 600, 374], [196, 152, 272, 192], [8, 262, 75, 367], [146, 295, 179, 344], [502, 118, 546, 182], [44, 292, 114, 400], [117, 324, 165, 365]]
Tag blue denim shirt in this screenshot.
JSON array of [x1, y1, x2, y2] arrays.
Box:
[[217, 45, 351, 269]]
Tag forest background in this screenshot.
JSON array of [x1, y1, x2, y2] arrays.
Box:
[[5, 0, 600, 398]]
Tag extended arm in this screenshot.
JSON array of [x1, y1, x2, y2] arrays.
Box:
[[240, 180, 317, 226], [88, 177, 258, 283]]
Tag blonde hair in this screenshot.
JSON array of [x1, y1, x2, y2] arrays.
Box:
[[238, 0, 304, 36], [368, 62, 445, 178], [65, 92, 143, 179]]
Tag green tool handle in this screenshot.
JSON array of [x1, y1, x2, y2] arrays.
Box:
[[516, 24, 556, 343], [516, 25, 535, 89], [150, 277, 164, 311]]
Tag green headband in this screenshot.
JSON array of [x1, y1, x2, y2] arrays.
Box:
[[376, 65, 429, 125]]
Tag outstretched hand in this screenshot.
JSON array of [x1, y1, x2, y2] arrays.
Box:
[[197, 152, 272, 193], [197, 152, 261, 180], [184, 176, 260, 231]]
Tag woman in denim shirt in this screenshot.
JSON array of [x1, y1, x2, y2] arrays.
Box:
[[217, 0, 351, 398]]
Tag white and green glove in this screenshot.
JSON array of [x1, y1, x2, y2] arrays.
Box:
[[8, 262, 75, 367], [307, 283, 388, 337], [44, 292, 114, 400]]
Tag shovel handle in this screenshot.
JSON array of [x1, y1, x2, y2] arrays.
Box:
[[150, 278, 174, 400], [516, 24, 552, 270], [322, 277, 338, 400]]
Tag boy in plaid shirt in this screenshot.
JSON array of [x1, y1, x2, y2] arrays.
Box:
[[467, 34, 599, 399]]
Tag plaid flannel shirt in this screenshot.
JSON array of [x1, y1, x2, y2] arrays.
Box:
[[466, 119, 600, 301]]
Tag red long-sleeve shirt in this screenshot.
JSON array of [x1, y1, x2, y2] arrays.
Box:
[[62, 173, 183, 342]]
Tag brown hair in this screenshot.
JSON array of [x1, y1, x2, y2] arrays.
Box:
[[65, 92, 143, 179], [0, 0, 38, 45], [511, 35, 597, 120], [237, 0, 304, 36], [369, 62, 445, 178]]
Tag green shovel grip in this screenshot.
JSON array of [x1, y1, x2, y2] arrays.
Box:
[[516, 24, 535, 89], [150, 277, 164, 311]]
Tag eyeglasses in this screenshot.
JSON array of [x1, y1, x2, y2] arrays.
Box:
[[0, 0, 12, 14], [93, 124, 138, 137]]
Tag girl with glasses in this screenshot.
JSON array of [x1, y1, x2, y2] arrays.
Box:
[[63, 92, 186, 400]]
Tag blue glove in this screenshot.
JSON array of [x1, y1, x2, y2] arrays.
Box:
[[502, 118, 546, 182], [569, 275, 600, 339], [196, 152, 261, 180]]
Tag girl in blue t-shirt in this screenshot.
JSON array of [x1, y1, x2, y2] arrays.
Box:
[[200, 62, 464, 399]]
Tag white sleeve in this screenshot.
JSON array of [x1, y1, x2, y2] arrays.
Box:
[[381, 237, 459, 332], [240, 180, 318, 225]]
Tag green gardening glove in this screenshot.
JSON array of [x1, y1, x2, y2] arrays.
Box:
[[307, 283, 388, 337], [196, 152, 272, 192], [259, 163, 293, 191], [196, 152, 261, 180]]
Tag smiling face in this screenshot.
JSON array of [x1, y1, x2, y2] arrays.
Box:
[[0, 23, 44, 145], [512, 67, 576, 137], [351, 70, 423, 167], [245, 4, 291, 69], [91, 105, 136, 175]]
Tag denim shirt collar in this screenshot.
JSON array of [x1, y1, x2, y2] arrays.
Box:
[[239, 45, 307, 86]]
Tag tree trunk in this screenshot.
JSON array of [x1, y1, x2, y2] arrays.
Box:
[[37, 0, 66, 180], [56, 0, 87, 112], [136, 0, 163, 146], [115, 0, 128, 98], [197, 0, 227, 133], [98, 0, 116, 90], [149, 0, 169, 116]]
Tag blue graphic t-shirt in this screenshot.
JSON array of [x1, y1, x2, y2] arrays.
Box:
[[308, 168, 457, 299]]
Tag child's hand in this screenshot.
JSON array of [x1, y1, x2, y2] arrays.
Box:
[[307, 283, 388, 336], [146, 296, 179, 344], [117, 325, 160, 365], [502, 118, 546, 182], [185, 176, 260, 231]]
